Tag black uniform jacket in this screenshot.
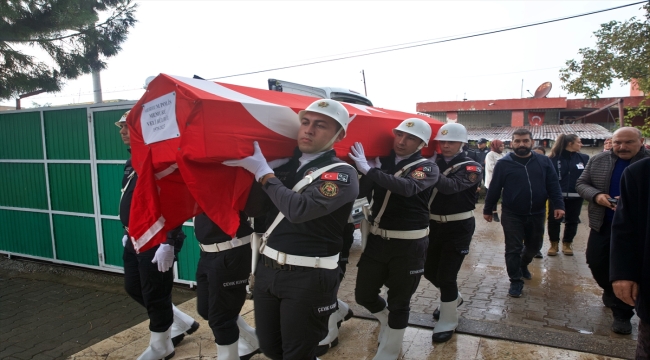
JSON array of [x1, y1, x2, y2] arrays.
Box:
[[245, 148, 359, 257], [194, 212, 253, 245], [430, 154, 482, 215], [550, 149, 589, 196], [611, 158, 650, 324], [120, 156, 183, 248], [359, 150, 439, 231]]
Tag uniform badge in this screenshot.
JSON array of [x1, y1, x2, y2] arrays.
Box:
[[405, 121, 414, 127], [320, 172, 349, 183], [317, 101, 329, 108], [304, 167, 319, 175], [422, 166, 432, 172], [441, 130, 448, 135], [466, 165, 477, 172], [468, 172, 478, 182], [411, 170, 426, 179], [320, 182, 339, 197]]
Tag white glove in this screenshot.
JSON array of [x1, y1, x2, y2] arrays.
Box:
[[223, 141, 273, 181], [122, 235, 128, 247], [349, 142, 370, 174], [367, 156, 381, 169], [267, 157, 291, 169], [152, 244, 175, 272]]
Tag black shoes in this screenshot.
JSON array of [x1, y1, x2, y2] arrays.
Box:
[[611, 317, 632, 335], [492, 212, 500, 222], [508, 282, 523, 298], [521, 266, 532, 280], [431, 330, 454, 343]]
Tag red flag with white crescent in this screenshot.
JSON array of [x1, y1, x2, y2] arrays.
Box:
[[126, 74, 443, 252]]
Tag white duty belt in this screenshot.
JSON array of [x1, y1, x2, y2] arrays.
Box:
[[262, 244, 339, 269], [430, 210, 474, 223], [199, 235, 251, 252], [369, 224, 429, 240]]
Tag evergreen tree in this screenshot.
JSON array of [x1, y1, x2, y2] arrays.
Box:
[[0, 0, 137, 100]]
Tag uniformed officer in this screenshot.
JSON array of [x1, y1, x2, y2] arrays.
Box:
[[193, 212, 260, 359], [117, 111, 199, 360], [223, 99, 359, 360], [424, 123, 482, 343], [350, 118, 439, 360]]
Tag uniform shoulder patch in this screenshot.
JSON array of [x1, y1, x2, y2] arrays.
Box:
[[321, 172, 349, 183], [319, 182, 339, 197], [468, 172, 479, 182], [422, 166, 432, 172], [410, 169, 426, 179], [466, 165, 478, 172]]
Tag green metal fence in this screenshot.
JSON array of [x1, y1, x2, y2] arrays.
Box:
[[0, 102, 199, 285]]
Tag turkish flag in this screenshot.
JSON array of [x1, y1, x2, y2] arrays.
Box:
[[126, 74, 443, 253], [528, 112, 545, 126]]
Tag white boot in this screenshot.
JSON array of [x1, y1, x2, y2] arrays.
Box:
[[372, 308, 389, 345], [170, 304, 200, 346], [317, 312, 340, 354], [137, 327, 175, 360], [431, 296, 460, 343], [373, 326, 405, 360], [336, 299, 353, 324], [216, 341, 239, 360], [236, 315, 261, 359]]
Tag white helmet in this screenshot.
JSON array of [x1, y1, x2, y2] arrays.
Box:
[[434, 122, 468, 143], [115, 110, 130, 127], [298, 99, 350, 136], [393, 118, 432, 146], [144, 75, 156, 89]]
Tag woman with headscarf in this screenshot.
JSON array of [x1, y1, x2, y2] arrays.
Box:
[[484, 139, 505, 222]]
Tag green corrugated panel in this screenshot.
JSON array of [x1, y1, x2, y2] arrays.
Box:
[[93, 110, 131, 161], [176, 225, 199, 281], [0, 112, 44, 159], [101, 218, 124, 267], [53, 214, 98, 265], [44, 108, 90, 160], [0, 163, 48, 209], [97, 164, 125, 216], [48, 163, 94, 213], [0, 210, 53, 258]]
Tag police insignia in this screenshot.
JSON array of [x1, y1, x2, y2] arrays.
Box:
[[317, 101, 329, 108], [320, 182, 339, 197], [338, 173, 349, 183], [422, 166, 432, 172], [441, 130, 448, 135], [411, 170, 426, 179], [468, 173, 478, 182], [406, 121, 414, 127], [305, 167, 319, 175]]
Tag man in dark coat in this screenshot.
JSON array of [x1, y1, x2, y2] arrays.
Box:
[[611, 157, 650, 357]]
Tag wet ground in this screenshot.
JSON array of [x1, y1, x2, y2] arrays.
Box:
[[1, 204, 639, 359]]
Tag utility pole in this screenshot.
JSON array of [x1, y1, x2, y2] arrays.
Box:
[[92, 69, 103, 103], [521, 79, 524, 98], [361, 70, 367, 96]]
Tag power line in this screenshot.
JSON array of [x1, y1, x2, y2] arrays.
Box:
[[206, 1, 646, 81]]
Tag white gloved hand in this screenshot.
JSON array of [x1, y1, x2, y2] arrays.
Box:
[[367, 156, 381, 169], [267, 157, 291, 169], [122, 235, 128, 247], [348, 142, 370, 174], [223, 141, 273, 181], [152, 243, 175, 272]]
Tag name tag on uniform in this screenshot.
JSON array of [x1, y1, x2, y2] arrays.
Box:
[[576, 163, 584, 169]]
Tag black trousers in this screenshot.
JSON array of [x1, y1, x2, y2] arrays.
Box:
[[501, 210, 545, 284], [424, 218, 474, 302], [196, 245, 251, 345], [585, 221, 635, 320], [637, 319, 650, 359], [355, 234, 427, 329], [123, 241, 174, 332], [254, 257, 340, 360], [548, 197, 583, 243], [339, 223, 356, 278]]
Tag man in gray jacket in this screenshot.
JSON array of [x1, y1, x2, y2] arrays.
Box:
[[576, 127, 650, 335]]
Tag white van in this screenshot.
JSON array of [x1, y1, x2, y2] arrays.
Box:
[[268, 79, 373, 106]]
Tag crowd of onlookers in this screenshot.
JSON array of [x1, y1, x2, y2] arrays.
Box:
[[471, 128, 650, 358]]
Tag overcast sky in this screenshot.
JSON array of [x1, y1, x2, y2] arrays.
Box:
[[7, 1, 646, 112]]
